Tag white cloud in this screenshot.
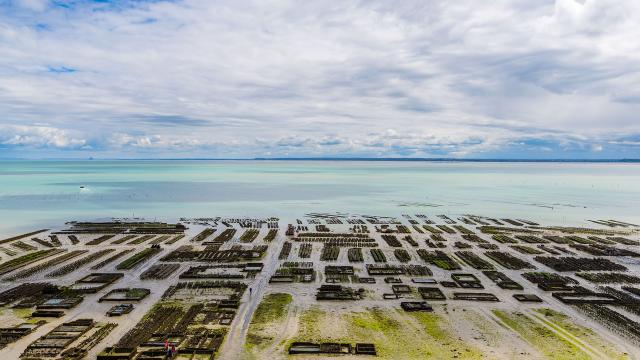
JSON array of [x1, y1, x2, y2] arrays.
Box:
[[0, 0, 639, 158], [0, 125, 86, 148], [108, 132, 207, 149], [14, 0, 48, 12]]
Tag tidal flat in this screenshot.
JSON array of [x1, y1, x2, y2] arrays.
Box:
[[0, 213, 638, 359]]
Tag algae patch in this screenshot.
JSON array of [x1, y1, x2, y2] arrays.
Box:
[[289, 306, 483, 359], [493, 310, 590, 360], [534, 308, 629, 360], [245, 293, 293, 349]]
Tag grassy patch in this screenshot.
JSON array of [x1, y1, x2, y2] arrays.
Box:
[[291, 306, 324, 342], [245, 293, 293, 350], [351, 308, 401, 333], [408, 311, 448, 340], [287, 307, 482, 359], [493, 310, 590, 360], [251, 293, 292, 326], [0, 307, 43, 325], [11, 307, 38, 323], [12, 307, 33, 319], [534, 308, 629, 360]]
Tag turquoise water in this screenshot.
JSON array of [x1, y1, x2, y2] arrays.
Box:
[[0, 160, 639, 234]]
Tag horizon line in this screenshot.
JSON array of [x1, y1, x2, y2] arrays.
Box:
[[1, 157, 639, 163]]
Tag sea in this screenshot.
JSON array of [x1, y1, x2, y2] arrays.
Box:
[[0, 160, 639, 235]]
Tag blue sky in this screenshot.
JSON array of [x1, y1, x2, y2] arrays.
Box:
[[0, 0, 639, 159]]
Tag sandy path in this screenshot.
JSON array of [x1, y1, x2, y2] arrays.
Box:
[[217, 228, 285, 359], [260, 300, 300, 358]]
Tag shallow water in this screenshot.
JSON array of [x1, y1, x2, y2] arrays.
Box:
[[0, 160, 639, 234]]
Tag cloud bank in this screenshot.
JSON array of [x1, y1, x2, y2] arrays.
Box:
[[0, 0, 639, 158]]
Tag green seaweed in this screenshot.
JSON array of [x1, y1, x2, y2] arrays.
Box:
[[245, 293, 293, 350], [493, 310, 590, 360]]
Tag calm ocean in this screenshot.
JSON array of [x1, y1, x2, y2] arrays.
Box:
[[0, 160, 638, 234]]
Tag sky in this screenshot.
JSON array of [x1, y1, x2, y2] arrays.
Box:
[[0, 0, 639, 159]]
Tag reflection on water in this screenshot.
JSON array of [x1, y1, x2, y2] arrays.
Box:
[[0, 160, 638, 234], [0, 181, 384, 208]]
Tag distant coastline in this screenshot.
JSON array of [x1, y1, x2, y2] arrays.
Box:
[[253, 158, 640, 163]]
